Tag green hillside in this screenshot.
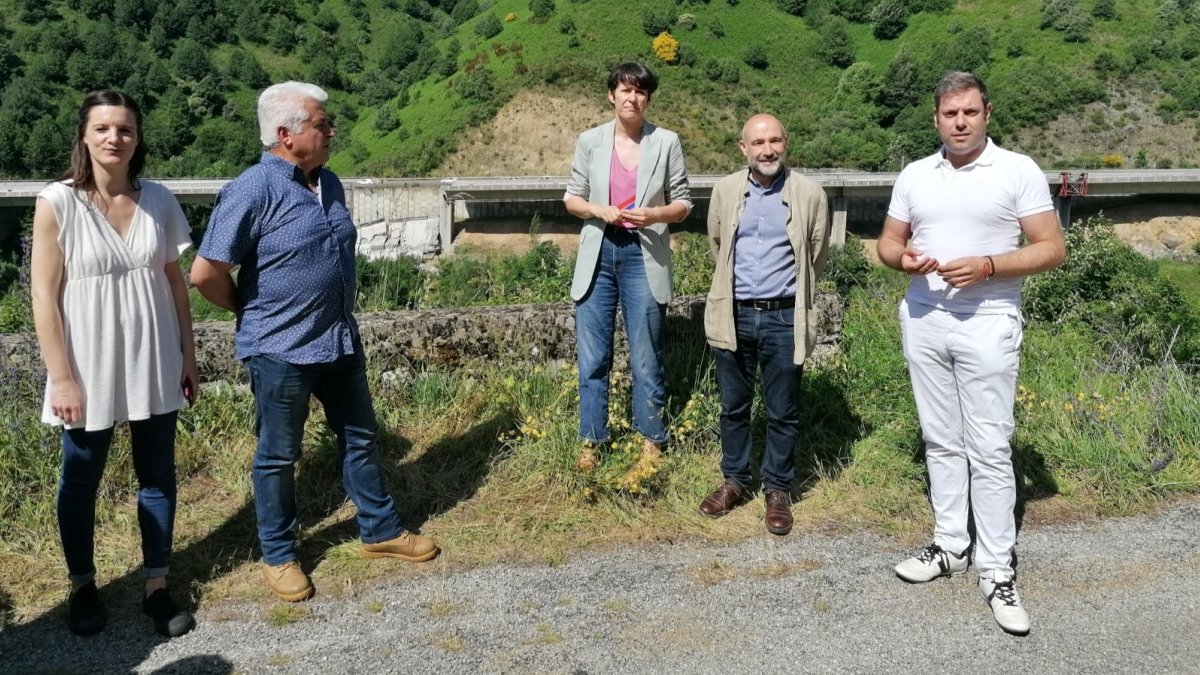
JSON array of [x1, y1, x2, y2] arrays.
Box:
[[0, 0, 1198, 179]]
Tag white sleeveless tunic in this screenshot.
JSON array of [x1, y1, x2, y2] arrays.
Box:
[[39, 181, 192, 431]]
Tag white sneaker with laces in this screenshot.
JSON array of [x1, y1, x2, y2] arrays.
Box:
[[979, 570, 1030, 635], [895, 543, 969, 583]]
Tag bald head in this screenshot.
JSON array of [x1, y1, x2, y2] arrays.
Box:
[[741, 114, 785, 141], [739, 114, 788, 186]]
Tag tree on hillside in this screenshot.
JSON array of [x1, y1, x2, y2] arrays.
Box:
[[475, 12, 503, 38], [642, 7, 674, 36], [380, 20, 426, 75], [227, 50, 270, 88], [171, 38, 214, 82], [879, 46, 921, 122], [0, 42, 23, 91], [1092, 0, 1117, 20], [529, 0, 556, 23], [871, 0, 909, 40], [818, 16, 855, 68], [775, 0, 806, 15], [1040, 0, 1093, 42]]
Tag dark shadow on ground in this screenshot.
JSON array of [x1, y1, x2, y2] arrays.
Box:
[[790, 368, 866, 500], [0, 397, 512, 673]]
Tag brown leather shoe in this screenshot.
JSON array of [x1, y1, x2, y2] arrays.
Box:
[[698, 479, 747, 518], [361, 532, 440, 563], [764, 490, 793, 536], [263, 561, 314, 602]]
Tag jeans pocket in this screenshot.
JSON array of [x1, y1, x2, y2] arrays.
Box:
[[777, 307, 796, 328]]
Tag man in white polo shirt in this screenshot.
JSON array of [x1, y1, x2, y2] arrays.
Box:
[[877, 71, 1065, 636]]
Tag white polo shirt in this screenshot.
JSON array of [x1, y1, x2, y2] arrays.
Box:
[[887, 139, 1054, 314]]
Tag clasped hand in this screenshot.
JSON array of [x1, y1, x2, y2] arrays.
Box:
[[901, 247, 990, 288]]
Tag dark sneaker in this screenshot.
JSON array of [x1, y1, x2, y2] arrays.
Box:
[[67, 581, 106, 636], [143, 588, 196, 638]]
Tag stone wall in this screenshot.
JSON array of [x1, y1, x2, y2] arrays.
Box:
[[3, 294, 843, 384]]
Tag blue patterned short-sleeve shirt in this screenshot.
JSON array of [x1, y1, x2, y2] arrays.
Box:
[[199, 152, 358, 364]]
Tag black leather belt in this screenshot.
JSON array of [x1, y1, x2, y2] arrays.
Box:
[[736, 296, 796, 311]]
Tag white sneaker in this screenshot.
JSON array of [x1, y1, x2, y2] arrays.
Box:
[[895, 543, 969, 583], [979, 570, 1030, 635]]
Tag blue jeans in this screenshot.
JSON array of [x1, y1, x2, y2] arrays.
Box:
[[246, 348, 404, 566], [575, 227, 668, 445], [58, 412, 179, 583], [711, 305, 802, 493]]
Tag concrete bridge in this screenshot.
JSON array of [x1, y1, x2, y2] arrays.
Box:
[[3, 170, 1198, 256]]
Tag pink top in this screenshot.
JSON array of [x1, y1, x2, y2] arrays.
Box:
[[608, 152, 638, 229]]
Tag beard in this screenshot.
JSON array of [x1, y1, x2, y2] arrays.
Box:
[[750, 153, 786, 179]]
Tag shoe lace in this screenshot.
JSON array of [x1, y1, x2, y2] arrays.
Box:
[[991, 580, 1019, 607], [916, 544, 944, 564]]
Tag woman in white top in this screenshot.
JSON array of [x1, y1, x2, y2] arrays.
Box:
[[30, 90, 197, 638]]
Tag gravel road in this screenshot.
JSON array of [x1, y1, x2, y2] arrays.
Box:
[[3, 499, 1198, 674]]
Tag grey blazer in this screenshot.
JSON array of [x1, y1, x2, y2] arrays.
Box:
[[566, 120, 691, 304]]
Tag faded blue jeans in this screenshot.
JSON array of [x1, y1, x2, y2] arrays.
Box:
[[58, 411, 179, 583], [246, 348, 404, 566], [575, 227, 668, 445]]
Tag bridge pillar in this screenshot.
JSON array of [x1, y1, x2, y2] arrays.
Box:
[[831, 196, 848, 246], [1055, 196, 1072, 228], [439, 193, 455, 254]]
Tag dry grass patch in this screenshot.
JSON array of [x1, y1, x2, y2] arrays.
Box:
[[265, 604, 311, 627]]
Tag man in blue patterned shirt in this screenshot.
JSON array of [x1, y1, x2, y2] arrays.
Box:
[[192, 81, 438, 603]]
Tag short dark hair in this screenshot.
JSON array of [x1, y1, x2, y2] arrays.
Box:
[[60, 90, 147, 192], [933, 71, 990, 110], [606, 62, 658, 97]]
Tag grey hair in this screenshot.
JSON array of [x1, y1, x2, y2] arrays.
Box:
[[933, 71, 990, 110], [257, 81, 328, 148]]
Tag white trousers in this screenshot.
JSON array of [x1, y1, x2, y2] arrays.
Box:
[[899, 299, 1023, 575]]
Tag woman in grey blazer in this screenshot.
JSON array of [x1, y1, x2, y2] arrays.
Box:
[[563, 62, 692, 475]]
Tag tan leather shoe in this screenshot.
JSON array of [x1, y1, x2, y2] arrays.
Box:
[[361, 532, 440, 563], [262, 561, 314, 602], [575, 446, 600, 473]]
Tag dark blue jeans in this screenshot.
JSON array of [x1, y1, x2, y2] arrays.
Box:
[[575, 227, 668, 445], [711, 305, 802, 493], [246, 349, 404, 566], [58, 412, 179, 583]]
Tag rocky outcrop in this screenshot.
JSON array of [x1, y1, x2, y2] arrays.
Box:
[[6, 294, 844, 383]]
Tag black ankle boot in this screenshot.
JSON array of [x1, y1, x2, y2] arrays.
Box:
[[143, 588, 195, 638], [68, 581, 106, 636]]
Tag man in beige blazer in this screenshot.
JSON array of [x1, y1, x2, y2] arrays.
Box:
[[700, 114, 829, 535]]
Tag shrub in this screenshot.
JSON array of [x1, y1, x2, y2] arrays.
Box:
[[652, 32, 679, 63], [820, 235, 873, 295], [475, 13, 503, 38], [742, 44, 768, 69], [870, 0, 909, 40], [1100, 154, 1122, 168], [504, 12, 518, 22], [642, 7, 674, 36], [356, 255, 425, 312], [559, 16, 576, 34], [529, 0, 555, 22], [1024, 214, 1199, 362], [677, 13, 696, 31], [818, 17, 855, 68], [1092, 0, 1117, 20], [776, 0, 806, 15]]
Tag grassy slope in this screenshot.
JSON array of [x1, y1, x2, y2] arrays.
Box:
[[328, 0, 1188, 175]]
